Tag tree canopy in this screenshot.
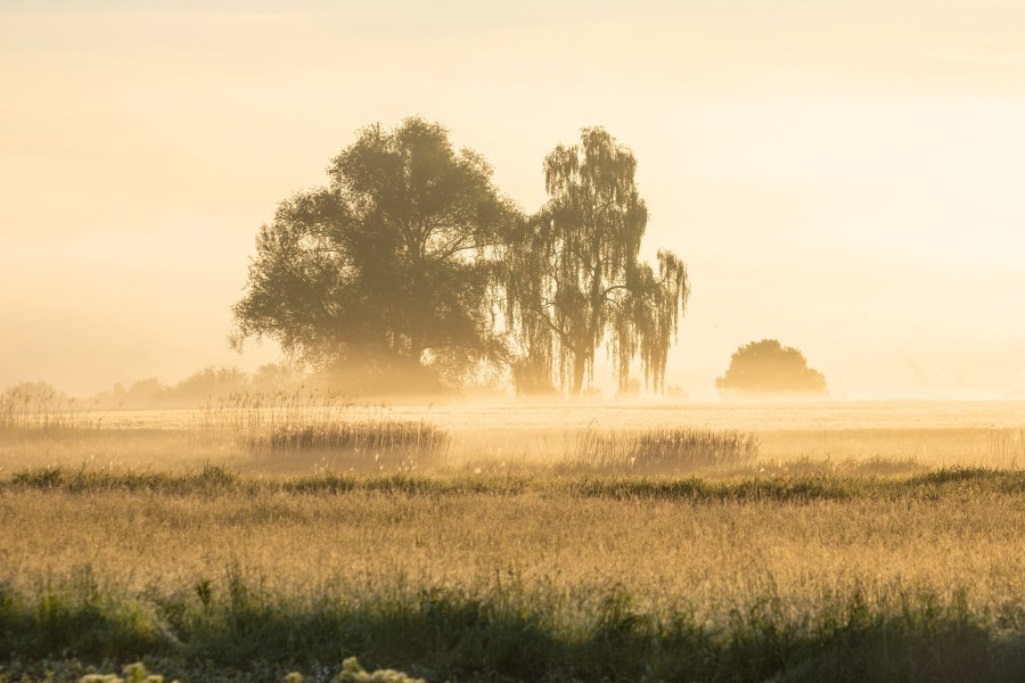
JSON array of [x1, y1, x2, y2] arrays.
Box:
[[232, 117, 516, 393], [503, 128, 689, 395], [234, 120, 690, 396], [716, 339, 828, 397]]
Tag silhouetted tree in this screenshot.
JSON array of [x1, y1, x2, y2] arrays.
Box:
[[232, 118, 517, 393], [0, 381, 61, 402], [716, 339, 828, 397], [171, 366, 249, 401], [503, 128, 689, 395], [251, 362, 303, 393]]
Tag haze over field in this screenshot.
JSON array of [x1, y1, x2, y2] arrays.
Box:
[[1, 0, 1023, 399]]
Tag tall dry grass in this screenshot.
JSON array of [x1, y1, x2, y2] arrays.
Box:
[[757, 427, 1025, 469], [203, 391, 450, 472], [4, 391, 1023, 474], [3, 468, 1025, 681], [3, 389, 769, 476], [0, 389, 452, 474], [0, 385, 85, 430], [569, 425, 758, 473]]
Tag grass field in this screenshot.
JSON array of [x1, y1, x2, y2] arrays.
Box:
[[2, 398, 1024, 681]]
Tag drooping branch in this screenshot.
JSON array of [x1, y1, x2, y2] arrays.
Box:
[[504, 128, 689, 395]]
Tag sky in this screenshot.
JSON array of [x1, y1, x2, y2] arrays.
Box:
[[1, 0, 1023, 399]]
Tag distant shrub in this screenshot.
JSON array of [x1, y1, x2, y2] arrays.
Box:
[[716, 339, 828, 397]]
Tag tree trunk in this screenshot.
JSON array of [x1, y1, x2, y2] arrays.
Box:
[[407, 257, 428, 372], [571, 354, 586, 395], [409, 337, 424, 369]]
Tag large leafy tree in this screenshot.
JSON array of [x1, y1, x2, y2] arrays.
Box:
[[716, 339, 828, 397], [232, 117, 515, 392], [503, 128, 689, 395]]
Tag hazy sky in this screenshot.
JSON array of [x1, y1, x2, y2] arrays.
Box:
[[1, 0, 1023, 399]]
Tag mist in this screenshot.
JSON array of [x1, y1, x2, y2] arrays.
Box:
[[1, 0, 1023, 400]]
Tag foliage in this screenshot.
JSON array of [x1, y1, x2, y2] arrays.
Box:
[[80, 662, 174, 683], [73, 659, 422, 683], [0, 380, 61, 402], [1, 562, 1022, 682], [232, 117, 517, 394], [167, 366, 249, 402], [716, 339, 828, 397], [503, 127, 689, 395], [334, 657, 425, 683], [81, 364, 304, 410], [7, 464, 1025, 504]]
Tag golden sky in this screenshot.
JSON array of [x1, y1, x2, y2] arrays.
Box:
[[1, 0, 1023, 398]]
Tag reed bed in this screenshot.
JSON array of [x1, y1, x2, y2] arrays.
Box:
[[253, 420, 448, 453], [3, 392, 1023, 475], [0, 386, 84, 430], [192, 391, 448, 471], [196, 389, 367, 433], [3, 388, 767, 476], [245, 420, 450, 472], [0, 389, 452, 474], [570, 425, 759, 473]]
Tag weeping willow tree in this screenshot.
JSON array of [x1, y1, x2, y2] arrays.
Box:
[[504, 128, 690, 395]]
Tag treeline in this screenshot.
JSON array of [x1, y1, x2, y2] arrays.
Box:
[[1, 364, 311, 411], [91, 365, 302, 409]]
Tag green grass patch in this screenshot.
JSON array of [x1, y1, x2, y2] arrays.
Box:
[[5, 465, 1025, 502], [2, 576, 1024, 682]]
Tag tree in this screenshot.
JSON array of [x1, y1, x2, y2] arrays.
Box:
[[170, 366, 249, 402], [716, 339, 828, 397], [232, 118, 516, 393], [503, 128, 689, 395]]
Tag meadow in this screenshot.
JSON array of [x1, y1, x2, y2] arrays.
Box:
[[2, 393, 1024, 682]]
